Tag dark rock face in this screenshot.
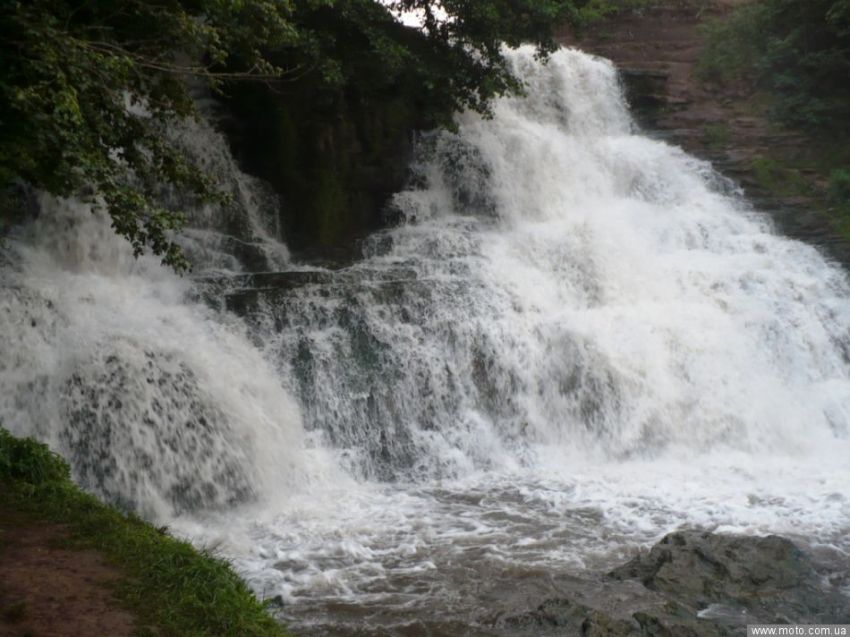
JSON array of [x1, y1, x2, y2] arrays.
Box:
[[610, 531, 848, 623], [502, 531, 850, 636], [618, 69, 670, 119], [221, 73, 427, 263]]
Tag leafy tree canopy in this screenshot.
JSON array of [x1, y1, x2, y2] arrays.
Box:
[[1, 0, 585, 269], [700, 0, 850, 134], [1, 0, 301, 269]]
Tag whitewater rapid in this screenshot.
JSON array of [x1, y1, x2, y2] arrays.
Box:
[[2, 47, 849, 633]]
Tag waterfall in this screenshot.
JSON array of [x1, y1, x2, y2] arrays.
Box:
[[242, 47, 850, 481], [0, 119, 335, 520], [2, 46, 849, 634]]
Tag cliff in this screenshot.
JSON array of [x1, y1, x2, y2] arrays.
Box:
[[567, 0, 850, 264]]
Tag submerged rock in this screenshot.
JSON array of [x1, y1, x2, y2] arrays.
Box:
[[501, 530, 850, 636]]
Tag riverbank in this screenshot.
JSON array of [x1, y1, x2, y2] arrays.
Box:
[[0, 428, 289, 637]]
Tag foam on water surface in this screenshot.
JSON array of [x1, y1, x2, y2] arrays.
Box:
[[2, 47, 849, 634]]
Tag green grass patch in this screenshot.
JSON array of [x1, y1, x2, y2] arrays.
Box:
[[826, 167, 850, 232], [829, 167, 850, 202], [702, 122, 731, 148], [750, 156, 811, 197], [0, 427, 291, 637]]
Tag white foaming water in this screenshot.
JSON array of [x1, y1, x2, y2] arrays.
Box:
[[206, 47, 850, 633], [2, 46, 850, 634], [0, 117, 338, 518]]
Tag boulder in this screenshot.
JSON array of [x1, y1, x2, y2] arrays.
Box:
[[501, 530, 850, 636]]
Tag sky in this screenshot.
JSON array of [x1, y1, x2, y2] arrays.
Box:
[[379, 1, 448, 28]]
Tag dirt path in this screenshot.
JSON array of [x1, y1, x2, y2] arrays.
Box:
[[0, 509, 136, 637]]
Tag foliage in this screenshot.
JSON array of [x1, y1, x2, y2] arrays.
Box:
[[699, 0, 850, 134], [0, 427, 70, 484], [827, 167, 850, 236], [1, 0, 580, 268], [703, 122, 731, 148], [0, 0, 301, 270], [379, 0, 575, 114], [0, 426, 290, 637], [750, 156, 810, 197], [698, 2, 766, 82], [249, 0, 585, 126], [567, 0, 715, 27], [829, 167, 850, 203]]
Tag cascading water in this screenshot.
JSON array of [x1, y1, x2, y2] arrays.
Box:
[[2, 46, 850, 634], [0, 119, 337, 520]]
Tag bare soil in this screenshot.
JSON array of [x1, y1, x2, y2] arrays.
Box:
[[0, 509, 136, 637]]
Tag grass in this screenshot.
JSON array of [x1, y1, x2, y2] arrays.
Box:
[[0, 427, 291, 637], [702, 122, 731, 149], [750, 156, 811, 197], [826, 167, 850, 233]]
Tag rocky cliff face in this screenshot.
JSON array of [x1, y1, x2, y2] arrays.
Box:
[[222, 81, 423, 264], [567, 0, 850, 265]]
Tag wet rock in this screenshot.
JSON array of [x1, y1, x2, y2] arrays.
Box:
[[504, 597, 726, 637], [609, 530, 850, 624], [581, 610, 640, 637], [619, 69, 670, 113], [504, 598, 599, 630], [501, 531, 850, 636]]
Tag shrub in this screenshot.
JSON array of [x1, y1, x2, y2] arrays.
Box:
[[699, 0, 850, 134], [0, 427, 69, 485], [828, 167, 850, 203]]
